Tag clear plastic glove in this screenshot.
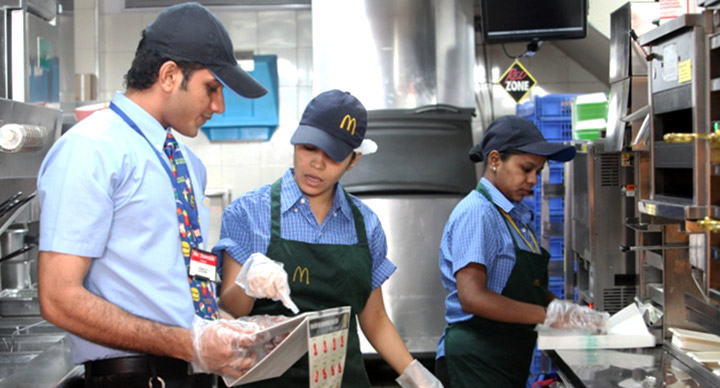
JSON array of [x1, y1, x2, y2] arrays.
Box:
[[190, 316, 272, 378], [236, 252, 299, 314], [238, 315, 292, 357], [396, 359, 444, 388], [543, 299, 610, 334]]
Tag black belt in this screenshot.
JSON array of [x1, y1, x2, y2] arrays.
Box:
[[84, 356, 192, 377]]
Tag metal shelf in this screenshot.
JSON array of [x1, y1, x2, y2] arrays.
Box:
[[626, 221, 663, 232], [684, 293, 720, 336], [645, 251, 664, 271], [647, 283, 664, 306], [638, 199, 720, 221]]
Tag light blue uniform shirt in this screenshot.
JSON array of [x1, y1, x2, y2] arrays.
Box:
[[213, 168, 396, 290], [436, 177, 537, 358], [38, 92, 211, 364]]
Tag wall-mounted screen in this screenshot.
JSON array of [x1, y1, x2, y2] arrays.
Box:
[[481, 0, 587, 43]]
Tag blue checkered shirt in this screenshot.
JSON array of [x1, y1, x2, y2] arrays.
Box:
[[436, 177, 537, 358], [213, 168, 396, 289]]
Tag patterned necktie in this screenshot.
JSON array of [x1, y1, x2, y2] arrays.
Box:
[[163, 132, 218, 320]]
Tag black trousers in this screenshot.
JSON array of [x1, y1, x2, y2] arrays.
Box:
[[435, 356, 451, 388], [84, 356, 214, 388]]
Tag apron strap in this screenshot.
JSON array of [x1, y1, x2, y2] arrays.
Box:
[[270, 178, 283, 241], [476, 183, 521, 249], [269, 179, 368, 245], [343, 190, 368, 245]]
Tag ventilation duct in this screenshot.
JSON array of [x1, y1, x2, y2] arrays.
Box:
[[312, 0, 475, 110]]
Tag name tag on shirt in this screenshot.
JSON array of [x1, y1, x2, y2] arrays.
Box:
[[189, 248, 218, 282]]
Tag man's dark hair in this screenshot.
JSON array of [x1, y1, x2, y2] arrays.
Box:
[[124, 34, 206, 91]]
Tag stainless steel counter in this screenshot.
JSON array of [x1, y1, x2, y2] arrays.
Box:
[[0, 335, 82, 388], [547, 346, 720, 387]]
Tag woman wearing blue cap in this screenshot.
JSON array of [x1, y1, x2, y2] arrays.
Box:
[[213, 90, 442, 388], [434, 116, 609, 388]]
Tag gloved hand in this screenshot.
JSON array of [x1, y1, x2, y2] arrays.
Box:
[[236, 252, 299, 314], [238, 314, 292, 356], [190, 316, 272, 378], [543, 299, 610, 334], [396, 359, 444, 388]]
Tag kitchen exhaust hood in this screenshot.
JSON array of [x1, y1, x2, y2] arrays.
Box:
[[312, 0, 475, 110]]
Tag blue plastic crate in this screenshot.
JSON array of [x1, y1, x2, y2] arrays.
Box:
[[548, 161, 565, 184], [549, 237, 564, 258], [549, 276, 564, 299], [535, 94, 577, 119], [549, 197, 564, 216], [549, 168, 563, 184], [551, 288, 565, 299], [529, 348, 543, 375], [537, 119, 573, 141], [550, 213, 563, 223], [516, 100, 536, 122]]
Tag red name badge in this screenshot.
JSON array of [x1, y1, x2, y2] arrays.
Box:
[[189, 249, 218, 282]]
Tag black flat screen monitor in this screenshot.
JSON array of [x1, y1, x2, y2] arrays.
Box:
[[481, 0, 587, 43]]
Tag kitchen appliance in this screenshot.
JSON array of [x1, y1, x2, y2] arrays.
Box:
[[566, 143, 637, 314], [314, 0, 476, 357], [635, 14, 714, 338], [312, 0, 474, 110], [0, 0, 60, 103], [0, 98, 59, 298], [341, 106, 476, 356]]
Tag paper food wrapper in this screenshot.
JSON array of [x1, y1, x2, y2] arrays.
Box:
[[537, 303, 655, 350]]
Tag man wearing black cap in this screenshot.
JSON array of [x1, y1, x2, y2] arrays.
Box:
[[214, 90, 443, 388], [37, 3, 268, 387], [434, 116, 609, 388]]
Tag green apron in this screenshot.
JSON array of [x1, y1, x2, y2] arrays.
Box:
[[444, 183, 550, 388], [243, 179, 373, 388]]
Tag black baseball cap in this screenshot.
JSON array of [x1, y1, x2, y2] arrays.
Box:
[[469, 115, 576, 162], [143, 2, 267, 99], [291, 90, 367, 162]]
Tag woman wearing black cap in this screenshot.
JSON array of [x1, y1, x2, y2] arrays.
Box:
[[213, 90, 442, 388], [434, 116, 609, 388]]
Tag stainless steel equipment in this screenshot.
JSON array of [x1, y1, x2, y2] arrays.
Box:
[[0, 0, 60, 103], [341, 106, 476, 357], [637, 14, 710, 217], [0, 98, 60, 231], [359, 195, 463, 355], [635, 14, 713, 338], [0, 227, 32, 289], [314, 0, 476, 358], [566, 143, 637, 314], [312, 0, 475, 110], [0, 96, 71, 384]]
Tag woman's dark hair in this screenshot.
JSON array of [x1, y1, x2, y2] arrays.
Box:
[[481, 149, 524, 174], [124, 35, 206, 91]]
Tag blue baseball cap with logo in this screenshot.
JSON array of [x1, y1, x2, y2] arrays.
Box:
[[468, 115, 576, 163], [143, 2, 267, 99], [291, 90, 367, 162]]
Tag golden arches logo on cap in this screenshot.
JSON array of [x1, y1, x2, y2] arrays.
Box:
[[340, 114, 357, 136]]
